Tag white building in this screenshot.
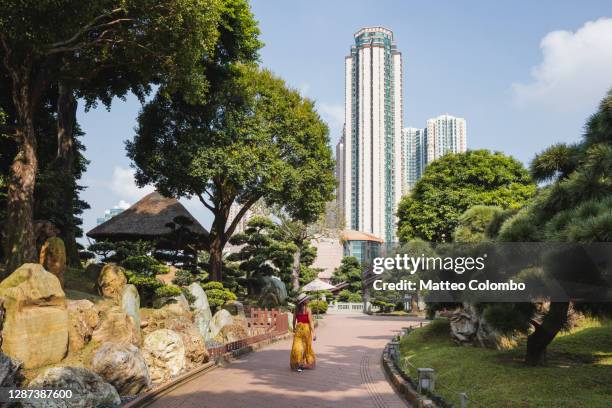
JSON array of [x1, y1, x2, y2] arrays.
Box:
[[339, 27, 403, 242], [425, 114, 467, 164], [401, 127, 426, 194]]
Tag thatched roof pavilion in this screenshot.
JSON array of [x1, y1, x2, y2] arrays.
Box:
[[87, 192, 208, 249]]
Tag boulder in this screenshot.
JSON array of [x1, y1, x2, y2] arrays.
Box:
[[121, 284, 141, 329], [92, 307, 141, 346], [97, 263, 127, 300], [0, 352, 22, 387], [188, 282, 211, 315], [257, 275, 287, 308], [152, 293, 190, 311], [188, 283, 213, 340], [85, 263, 104, 281], [25, 366, 120, 408], [91, 342, 151, 396], [67, 300, 100, 353], [0, 263, 68, 368], [207, 309, 234, 340], [142, 329, 185, 383], [222, 300, 245, 318], [449, 309, 478, 345], [142, 305, 206, 366], [39, 237, 67, 288], [165, 317, 208, 366], [218, 323, 249, 343]]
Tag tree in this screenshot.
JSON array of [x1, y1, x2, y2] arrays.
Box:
[[227, 216, 296, 295], [397, 150, 536, 243], [274, 210, 322, 291], [127, 65, 336, 281], [0, 0, 244, 271], [453, 205, 504, 243], [332, 256, 363, 294], [490, 89, 612, 365]]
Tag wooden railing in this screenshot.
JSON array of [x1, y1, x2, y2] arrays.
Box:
[[207, 307, 289, 360]]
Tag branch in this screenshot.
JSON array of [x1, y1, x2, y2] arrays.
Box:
[[196, 193, 215, 213], [225, 196, 260, 241], [47, 8, 127, 49]]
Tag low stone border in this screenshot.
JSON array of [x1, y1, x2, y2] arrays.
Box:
[[381, 342, 439, 408], [124, 332, 292, 408]]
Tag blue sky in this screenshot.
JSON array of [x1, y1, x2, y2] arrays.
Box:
[[78, 0, 612, 238]]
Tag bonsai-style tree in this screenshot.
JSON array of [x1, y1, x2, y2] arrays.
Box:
[[397, 150, 536, 243], [127, 65, 335, 281], [332, 256, 363, 294], [487, 89, 612, 365]]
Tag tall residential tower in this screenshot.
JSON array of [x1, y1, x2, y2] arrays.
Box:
[[339, 27, 403, 242], [425, 114, 467, 163]]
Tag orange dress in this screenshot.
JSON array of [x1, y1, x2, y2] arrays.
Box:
[[290, 312, 316, 369]]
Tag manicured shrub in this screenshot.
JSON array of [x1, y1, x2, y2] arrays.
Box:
[[154, 285, 183, 298], [309, 300, 328, 314], [201, 281, 237, 310]]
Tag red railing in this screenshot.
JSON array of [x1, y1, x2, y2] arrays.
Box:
[[207, 307, 289, 360]]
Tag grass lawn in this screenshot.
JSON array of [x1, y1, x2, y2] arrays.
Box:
[[399, 318, 612, 407]]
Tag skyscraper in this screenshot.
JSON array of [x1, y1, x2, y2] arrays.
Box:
[[425, 114, 467, 163], [339, 27, 403, 242], [401, 127, 425, 193]]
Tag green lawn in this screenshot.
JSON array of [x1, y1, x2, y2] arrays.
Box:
[[399, 318, 612, 407]]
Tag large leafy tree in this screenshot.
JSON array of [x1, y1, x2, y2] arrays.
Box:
[[127, 65, 336, 281], [492, 90, 612, 365], [397, 150, 536, 243], [0, 0, 241, 271]]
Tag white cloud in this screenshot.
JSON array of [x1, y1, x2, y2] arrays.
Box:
[[318, 102, 345, 128], [109, 166, 154, 200], [512, 18, 612, 112]]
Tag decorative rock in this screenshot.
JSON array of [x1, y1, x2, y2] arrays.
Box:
[[97, 263, 127, 300], [449, 310, 478, 345], [222, 300, 245, 318], [188, 283, 211, 316], [85, 263, 104, 281], [39, 237, 67, 288], [219, 323, 249, 343], [164, 317, 208, 366], [0, 263, 68, 369], [92, 307, 141, 346], [142, 329, 185, 383], [258, 275, 287, 308], [153, 293, 190, 311], [121, 284, 141, 329], [67, 300, 100, 353], [25, 366, 120, 408], [207, 309, 234, 340], [0, 352, 22, 387], [91, 342, 151, 396]]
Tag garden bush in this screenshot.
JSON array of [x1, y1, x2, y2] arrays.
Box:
[[201, 281, 237, 311], [309, 300, 328, 314], [154, 285, 183, 298]]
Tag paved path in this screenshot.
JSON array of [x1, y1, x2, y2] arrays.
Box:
[[149, 314, 424, 408]]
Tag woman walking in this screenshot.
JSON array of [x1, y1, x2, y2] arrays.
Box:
[[290, 293, 316, 372]]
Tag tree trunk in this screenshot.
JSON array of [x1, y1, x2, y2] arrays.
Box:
[[4, 76, 38, 275], [55, 82, 80, 267], [525, 302, 569, 366], [291, 246, 301, 292], [209, 235, 224, 282]]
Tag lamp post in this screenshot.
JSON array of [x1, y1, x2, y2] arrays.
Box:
[[417, 368, 435, 393]]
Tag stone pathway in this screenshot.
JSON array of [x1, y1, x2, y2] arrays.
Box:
[[148, 314, 424, 408]]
